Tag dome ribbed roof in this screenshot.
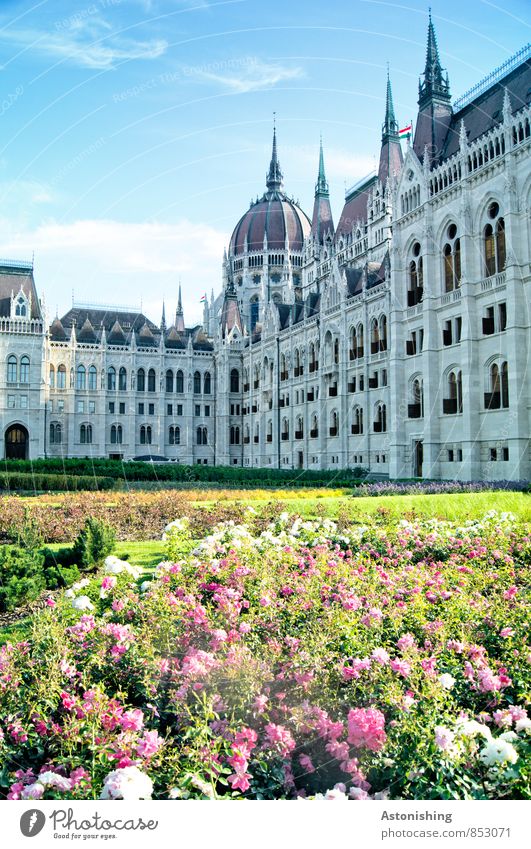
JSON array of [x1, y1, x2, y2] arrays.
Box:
[[229, 125, 311, 256], [229, 191, 311, 256]]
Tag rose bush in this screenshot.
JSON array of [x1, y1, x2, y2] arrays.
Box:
[[0, 510, 529, 800]]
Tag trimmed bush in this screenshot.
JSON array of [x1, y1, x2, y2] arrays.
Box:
[[0, 472, 115, 492], [0, 546, 46, 612], [72, 517, 116, 569]]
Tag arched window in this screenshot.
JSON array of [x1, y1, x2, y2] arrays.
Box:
[[349, 327, 357, 360], [57, 364, 66, 389], [250, 296, 259, 331], [165, 370, 174, 393], [280, 353, 287, 381], [370, 318, 380, 354], [501, 361, 509, 408], [20, 355, 30, 384], [445, 370, 463, 414], [295, 416, 304, 439], [310, 413, 319, 438], [76, 365, 86, 390], [140, 425, 151, 444], [334, 337, 339, 365], [253, 365, 260, 389], [486, 361, 509, 409], [484, 202, 505, 277], [176, 369, 184, 393], [119, 367, 127, 391], [330, 410, 338, 436], [148, 369, 156, 392], [137, 368, 145, 392], [357, 323, 364, 358], [281, 418, 289, 441], [409, 378, 424, 418], [443, 224, 461, 292], [7, 355, 17, 384], [49, 422, 62, 444], [88, 365, 97, 390], [15, 295, 27, 317], [111, 424, 118, 444], [408, 242, 423, 305], [204, 371, 212, 395], [49, 364, 55, 388], [107, 366, 116, 391], [80, 424, 93, 444], [379, 316, 387, 351], [169, 425, 180, 445], [197, 426, 208, 445], [194, 371, 201, 394], [244, 424, 250, 444], [374, 403, 387, 433], [309, 341, 318, 372], [230, 368, 240, 393], [352, 406, 363, 434]]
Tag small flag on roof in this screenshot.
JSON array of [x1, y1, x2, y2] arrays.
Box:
[[399, 124, 412, 138], [200, 293, 207, 303]]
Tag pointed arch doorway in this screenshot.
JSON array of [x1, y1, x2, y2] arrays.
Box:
[[5, 424, 29, 459]]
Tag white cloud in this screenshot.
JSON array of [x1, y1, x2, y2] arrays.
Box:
[[188, 59, 304, 93], [1, 24, 167, 69], [0, 218, 227, 325]]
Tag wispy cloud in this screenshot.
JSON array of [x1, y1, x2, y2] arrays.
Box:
[[0, 218, 226, 323], [1, 19, 168, 69], [188, 58, 304, 93]]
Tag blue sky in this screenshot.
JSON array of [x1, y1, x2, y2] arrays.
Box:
[[0, 0, 528, 324]]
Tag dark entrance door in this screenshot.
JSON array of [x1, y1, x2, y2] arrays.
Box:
[[414, 440, 423, 478], [5, 424, 29, 459]]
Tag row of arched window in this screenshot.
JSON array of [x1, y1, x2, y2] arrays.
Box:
[[49, 365, 214, 395], [48, 423, 213, 447], [7, 354, 30, 384]]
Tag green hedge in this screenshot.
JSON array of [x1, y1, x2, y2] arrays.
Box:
[[1, 459, 367, 488], [0, 472, 116, 492]]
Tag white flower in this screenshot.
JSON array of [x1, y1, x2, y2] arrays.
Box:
[[99, 766, 153, 800], [104, 556, 125, 574], [140, 581, 152, 593], [455, 719, 492, 740], [64, 588, 75, 598], [499, 731, 518, 742], [439, 673, 456, 690], [515, 717, 531, 735], [72, 578, 90, 591], [71, 595, 94, 611], [479, 739, 518, 767]]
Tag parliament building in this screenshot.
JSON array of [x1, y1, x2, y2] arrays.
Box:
[[1, 20, 530, 481]]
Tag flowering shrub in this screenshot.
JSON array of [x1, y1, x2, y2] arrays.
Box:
[[0, 510, 529, 800]]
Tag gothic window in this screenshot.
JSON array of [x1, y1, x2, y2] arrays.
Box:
[[204, 371, 212, 394], [408, 242, 423, 305], [484, 202, 505, 277], [250, 296, 259, 331], [357, 323, 364, 358], [374, 403, 387, 433], [370, 318, 380, 354], [88, 365, 97, 390], [445, 370, 463, 414], [119, 367, 127, 391], [330, 410, 338, 436], [49, 422, 62, 444], [485, 360, 509, 409], [443, 223, 461, 292], [148, 369, 156, 392], [15, 294, 27, 317], [107, 366, 116, 391], [76, 365, 86, 391], [176, 370, 184, 393], [196, 426, 208, 445], [49, 364, 55, 388], [7, 355, 17, 384], [166, 370, 174, 393], [193, 371, 201, 394], [352, 406, 363, 434], [80, 424, 92, 444], [140, 425, 151, 445], [169, 425, 180, 445], [230, 369, 240, 393], [137, 368, 145, 392], [57, 364, 66, 389]]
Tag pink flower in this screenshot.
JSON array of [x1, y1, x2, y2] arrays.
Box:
[[397, 633, 416, 651], [45, 597, 56, 607], [227, 771, 251, 792], [347, 707, 386, 752], [136, 730, 163, 758], [371, 647, 390, 665], [390, 658, 412, 678], [120, 709, 144, 732], [298, 754, 315, 774], [342, 657, 371, 679], [264, 722, 296, 756], [503, 586, 517, 600], [60, 691, 76, 710], [500, 627, 514, 638]]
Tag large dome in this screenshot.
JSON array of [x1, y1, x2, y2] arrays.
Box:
[[228, 127, 311, 256], [229, 191, 311, 256]]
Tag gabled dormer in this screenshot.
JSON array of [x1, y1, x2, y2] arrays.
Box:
[[11, 286, 30, 319]]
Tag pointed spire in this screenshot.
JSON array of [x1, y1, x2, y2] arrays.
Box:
[[419, 9, 451, 106], [315, 135, 329, 197], [266, 114, 283, 192], [221, 279, 243, 338], [382, 67, 399, 139], [378, 71, 403, 184], [161, 300, 166, 333], [175, 282, 185, 332]]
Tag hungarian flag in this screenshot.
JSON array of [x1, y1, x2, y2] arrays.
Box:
[[200, 293, 207, 303], [399, 124, 412, 137]]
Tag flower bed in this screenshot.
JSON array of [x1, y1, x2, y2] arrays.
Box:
[[0, 510, 529, 800]]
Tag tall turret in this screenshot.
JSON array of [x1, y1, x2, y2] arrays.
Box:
[[311, 137, 334, 243], [266, 118, 283, 192], [175, 283, 185, 332], [378, 71, 403, 183], [413, 11, 452, 164]]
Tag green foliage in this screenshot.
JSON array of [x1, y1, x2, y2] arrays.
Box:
[[0, 545, 46, 611], [0, 471, 115, 492], [72, 517, 116, 569]]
